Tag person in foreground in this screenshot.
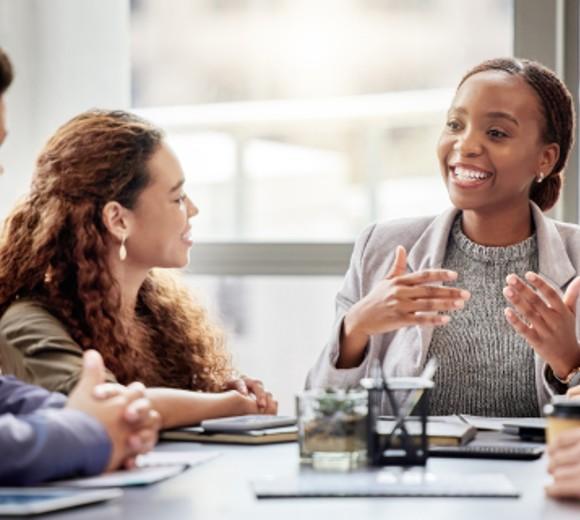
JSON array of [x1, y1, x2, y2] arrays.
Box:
[[0, 109, 277, 428], [0, 348, 160, 485], [307, 57, 580, 417], [0, 46, 160, 486]]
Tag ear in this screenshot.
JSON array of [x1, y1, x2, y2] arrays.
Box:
[[538, 142, 560, 177], [102, 201, 132, 241]]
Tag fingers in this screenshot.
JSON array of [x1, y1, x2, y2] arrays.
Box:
[[397, 284, 470, 301], [93, 383, 125, 400], [230, 378, 249, 396], [564, 276, 580, 314], [549, 428, 580, 455], [124, 396, 152, 424], [262, 393, 278, 414], [385, 246, 407, 279], [524, 272, 567, 313], [503, 275, 551, 336], [396, 269, 458, 286], [567, 385, 580, 399], [546, 479, 580, 500], [76, 350, 106, 393], [398, 297, 466, 314], [245, 378, 267, 409], [504, 307, 541, 344], [127, 409, 161, 454]]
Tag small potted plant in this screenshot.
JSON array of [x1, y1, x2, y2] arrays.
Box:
[[296, 387, 367, 469]]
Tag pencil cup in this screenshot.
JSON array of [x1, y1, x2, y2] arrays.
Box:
[[296, 389, 368, 470], [544, 396, 580, 444]]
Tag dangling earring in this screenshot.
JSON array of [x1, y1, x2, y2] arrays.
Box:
[[536, 172, 545, 183], [119, 234, 127, 261]]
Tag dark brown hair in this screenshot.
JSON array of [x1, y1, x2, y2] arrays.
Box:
[[0, 110, 231, 391], [0, 47, 13, 95], [459, 57, 575, 211]]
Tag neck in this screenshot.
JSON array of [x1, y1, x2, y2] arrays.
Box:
[[107, 250, 149, 319], [460, 202, 534, 246]]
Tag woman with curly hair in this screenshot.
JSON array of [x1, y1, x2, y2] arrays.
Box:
[[0, 109, 277, 428]]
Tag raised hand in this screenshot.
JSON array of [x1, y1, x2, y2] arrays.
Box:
[[338, 245, 470, 368], [503, 273, 580, 379]]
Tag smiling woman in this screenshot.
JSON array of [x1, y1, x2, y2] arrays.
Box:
[[307, 57, 580, 418], [0, 110, 277, 429]]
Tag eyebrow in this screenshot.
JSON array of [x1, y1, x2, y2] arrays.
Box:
[[169, 179, 185, 193], [450, 107, 519, 126]]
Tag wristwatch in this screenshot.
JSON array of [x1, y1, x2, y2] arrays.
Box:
[[554, 366, 580, 387]]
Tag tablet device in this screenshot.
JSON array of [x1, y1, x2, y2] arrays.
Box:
[[502, 418, 546, 442], [0, 488, 122, 516], [200, 415, 296, 432]]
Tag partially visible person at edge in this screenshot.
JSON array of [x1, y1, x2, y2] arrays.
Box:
[[0, 46, 160, 485], [0, 108, 277, 429], [306, 57, 580, 420]]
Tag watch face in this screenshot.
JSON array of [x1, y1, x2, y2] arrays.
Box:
[[569, 371, 580, 388]]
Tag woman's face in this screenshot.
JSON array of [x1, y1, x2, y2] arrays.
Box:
[[125, 142, 198, 269], [437, 70, 554, 215]]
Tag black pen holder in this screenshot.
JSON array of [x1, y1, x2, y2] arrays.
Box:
[[360, 377, 431, 467]]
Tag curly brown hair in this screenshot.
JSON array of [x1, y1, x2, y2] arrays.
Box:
[[0, 109, 232, 391], [459, 58, 576, 212]]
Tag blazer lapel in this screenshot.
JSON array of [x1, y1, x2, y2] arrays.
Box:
[[406, 207, 460, 368]]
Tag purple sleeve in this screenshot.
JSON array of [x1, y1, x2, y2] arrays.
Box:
[[0, 376, 67, 413], [0, 376, 112, 485], [0, 408, 112, 485]]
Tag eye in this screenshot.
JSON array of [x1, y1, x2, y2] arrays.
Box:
[[488, 128, 509, 139], [445, 119, 462, 132], [174, 193, 186, 204]]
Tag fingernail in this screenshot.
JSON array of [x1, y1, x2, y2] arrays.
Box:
[[447, 271, 458, 280], [504, 287, 514, 298], [507, 276, 517, 286], [525, 272, 537, 281], [439, 315, 450, 324], [460, 290, 470, 299], [454, 300, 464, 308]]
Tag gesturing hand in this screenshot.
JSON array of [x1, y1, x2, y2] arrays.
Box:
[[346, 245, 469, 336], [338, 246, 470, 368], [503, 273, 580, 379]]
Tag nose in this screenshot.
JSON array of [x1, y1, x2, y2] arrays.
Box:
[[186, 196, 198, 218], [454, 127, 482, 157]]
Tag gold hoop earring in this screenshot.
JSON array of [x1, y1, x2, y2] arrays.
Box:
[[119, 234, 127, 261], [536, 172, 545, 183]]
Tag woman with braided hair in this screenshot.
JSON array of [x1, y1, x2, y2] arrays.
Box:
[[0, 109, 277, 428], [307, 57, 580, 418]]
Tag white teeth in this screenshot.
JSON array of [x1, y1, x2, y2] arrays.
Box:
[[182, 231, 192, 241], [453, 166, 491, 181]]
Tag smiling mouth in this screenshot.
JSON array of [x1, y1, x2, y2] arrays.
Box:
[[450, 165, 493, 187]]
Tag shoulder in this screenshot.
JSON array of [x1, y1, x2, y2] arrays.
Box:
[[355, 215, 437, 257], [0, 299, 71, 338]]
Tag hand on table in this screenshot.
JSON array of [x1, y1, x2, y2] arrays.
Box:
[[503, 273, 580, 379], [224, 375, 278, 414], [546, 427, 580, 499]]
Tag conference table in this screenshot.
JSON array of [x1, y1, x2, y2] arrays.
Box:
[[49, 435, 580, 520]]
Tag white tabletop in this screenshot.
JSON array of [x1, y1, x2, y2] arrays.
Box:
[[43, 435, 580, 520]]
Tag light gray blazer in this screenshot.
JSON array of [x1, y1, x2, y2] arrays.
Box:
[[306, 203, 580, 412]]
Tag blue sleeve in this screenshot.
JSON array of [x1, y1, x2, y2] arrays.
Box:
[[0, 408, 112, 485], [0, 376, 67, 414]]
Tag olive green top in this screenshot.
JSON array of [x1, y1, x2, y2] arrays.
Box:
[[0, 300, 117, 394]]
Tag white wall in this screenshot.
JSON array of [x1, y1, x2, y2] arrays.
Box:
[[0, 0, 130, 217]]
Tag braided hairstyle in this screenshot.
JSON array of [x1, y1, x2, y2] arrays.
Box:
[[459, 58, 575, 212], [0, 47, 13, 95]]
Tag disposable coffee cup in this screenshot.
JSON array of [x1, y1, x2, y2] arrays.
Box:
[[544, 396, 580, 444]]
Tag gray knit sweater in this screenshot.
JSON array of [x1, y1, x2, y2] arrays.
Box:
[[426, 217, 540, 417]]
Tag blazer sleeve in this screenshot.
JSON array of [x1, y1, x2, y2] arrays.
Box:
[[0, 301, 117, 395], [0, 408, 111, 485], [305, 224, 377, 389]]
